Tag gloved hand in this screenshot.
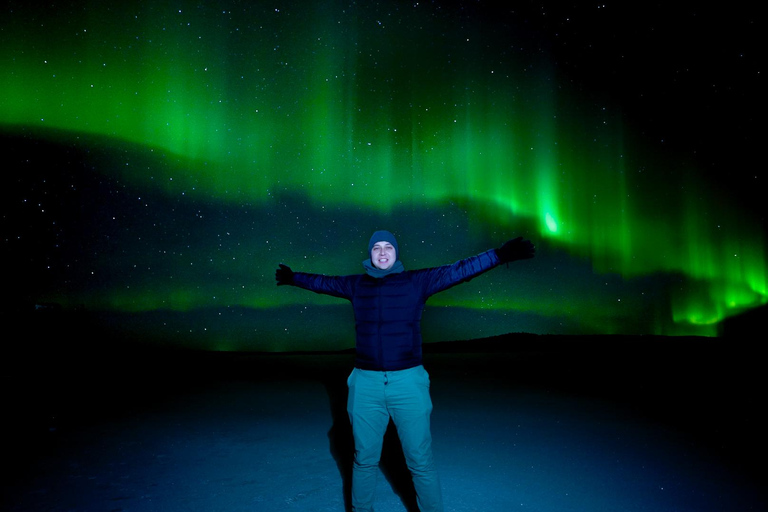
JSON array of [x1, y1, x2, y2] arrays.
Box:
[[496, 237, 535, 263], [275, 264, 294, 286]]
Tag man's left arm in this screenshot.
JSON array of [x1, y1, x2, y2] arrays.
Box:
[[422, 237, 535, 296]]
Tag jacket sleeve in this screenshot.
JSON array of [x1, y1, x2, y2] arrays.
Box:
[[418, 249, 501, 297], [291, 272, 356, 301]]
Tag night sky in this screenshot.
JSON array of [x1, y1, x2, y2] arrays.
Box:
[[2, 1, 764, 351]]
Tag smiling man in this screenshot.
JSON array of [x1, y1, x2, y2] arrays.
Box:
[[371, 240, 396, 270], [275, 230, 534, 512]]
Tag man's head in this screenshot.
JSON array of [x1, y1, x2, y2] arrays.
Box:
[[368, 230, 398, 270]]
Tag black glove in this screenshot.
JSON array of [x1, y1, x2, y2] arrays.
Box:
[[496, 237, 535, 263], [275, 264, 294, 286]]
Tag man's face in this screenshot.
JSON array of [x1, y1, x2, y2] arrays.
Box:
[[371, 241, 396, 270]]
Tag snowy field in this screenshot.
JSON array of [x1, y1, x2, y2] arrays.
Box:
[[3, 336, 765, 512]]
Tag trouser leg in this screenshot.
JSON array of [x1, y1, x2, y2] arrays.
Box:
[[347, 369, 389, 512], [388, 366, 443, 512]]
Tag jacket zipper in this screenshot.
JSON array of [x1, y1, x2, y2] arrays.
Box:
[[377, 279, 384, 368]]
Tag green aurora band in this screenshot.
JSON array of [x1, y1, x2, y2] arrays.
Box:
[[2, 2, 765, 342]]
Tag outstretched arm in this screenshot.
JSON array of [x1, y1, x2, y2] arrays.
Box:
[[275, 263, 355, 300], [421, 237, 535, 296]]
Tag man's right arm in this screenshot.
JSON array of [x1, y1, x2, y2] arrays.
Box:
[[275, 264, 355, 300]]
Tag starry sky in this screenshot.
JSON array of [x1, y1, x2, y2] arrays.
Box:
[[2, 1, 765, 351]]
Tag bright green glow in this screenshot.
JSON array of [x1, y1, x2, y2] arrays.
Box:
[[545, 213, 558, 233], [2, 1, 765, 338]]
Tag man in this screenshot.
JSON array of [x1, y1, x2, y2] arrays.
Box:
[[275, 230, 534, 512]]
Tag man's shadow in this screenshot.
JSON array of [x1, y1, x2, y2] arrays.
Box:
[[323, 373, 419, 512]]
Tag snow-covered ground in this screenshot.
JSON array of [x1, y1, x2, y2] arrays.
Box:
[[4, 338, 764, 511]]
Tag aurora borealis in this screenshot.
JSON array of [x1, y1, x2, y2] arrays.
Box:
[[2, 1, 764, 350]]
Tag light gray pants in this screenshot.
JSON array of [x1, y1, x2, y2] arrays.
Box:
[[347, 365, 443, 512]]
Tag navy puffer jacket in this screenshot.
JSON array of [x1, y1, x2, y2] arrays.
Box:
[[291, 249, 501, 371]]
